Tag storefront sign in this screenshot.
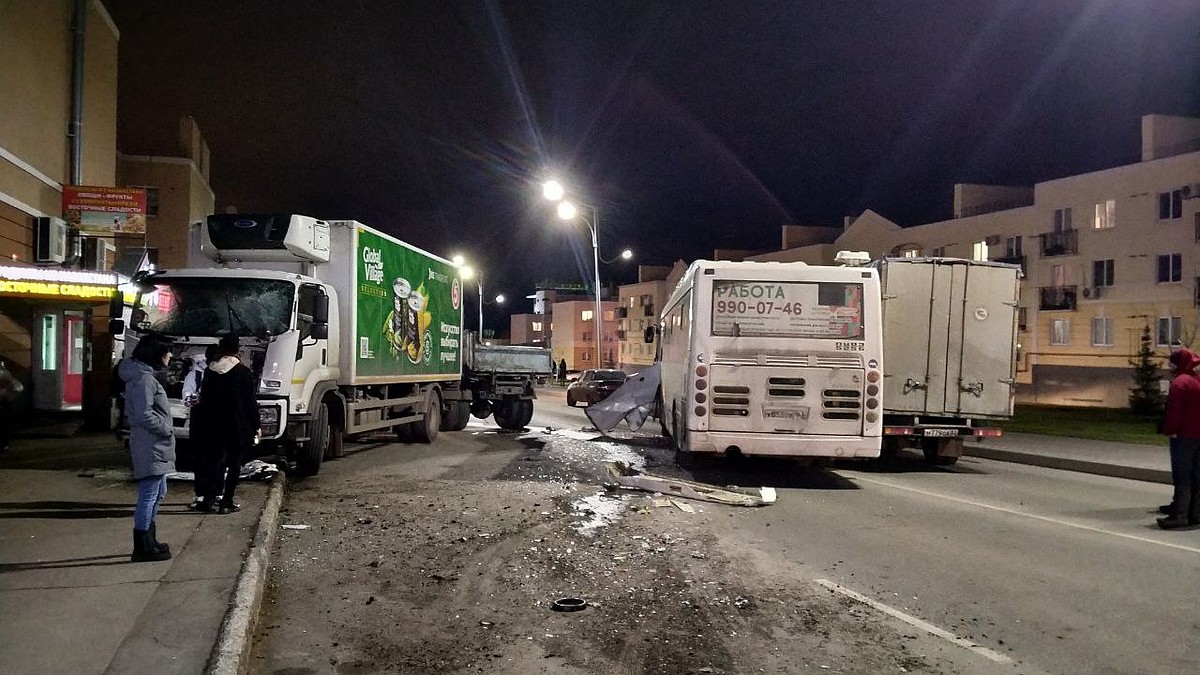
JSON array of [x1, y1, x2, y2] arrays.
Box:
[[0, 266, 116, 300], [62, 186, 147, 235]]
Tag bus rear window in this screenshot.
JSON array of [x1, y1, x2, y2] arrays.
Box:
[[711, 280, 863, 339]]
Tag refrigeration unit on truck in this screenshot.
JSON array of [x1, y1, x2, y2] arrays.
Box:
[[648, 259, 884, 461], [873, 257, 1020, 465], [112, 213, 550, 476]]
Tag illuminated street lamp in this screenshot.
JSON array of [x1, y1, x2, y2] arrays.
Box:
[[454, 261, 502, 335], [599, 248, 634, 265], [542, 179, 604, 369]]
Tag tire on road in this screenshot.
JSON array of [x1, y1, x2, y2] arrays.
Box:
[[441, 401, 470, 432], [493, 399, 531, 430], [408, 389, 441, 444], [295, 402, 329, 476]]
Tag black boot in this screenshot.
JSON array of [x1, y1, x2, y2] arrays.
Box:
[[1156, 516, 1190, 530], [131, 529, 171, 562], [149, 522, 171, 555]]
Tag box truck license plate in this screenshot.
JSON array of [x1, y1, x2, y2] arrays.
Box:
[[923, 428, 959, 437]]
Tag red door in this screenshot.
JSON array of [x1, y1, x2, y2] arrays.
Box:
[[62, 313, 84, 407]]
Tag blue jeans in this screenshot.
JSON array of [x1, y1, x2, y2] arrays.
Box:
[[134, 475, 167, 531], [1167, 437, 1200, 521]]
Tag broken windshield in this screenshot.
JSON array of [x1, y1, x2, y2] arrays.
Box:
[[133, 278, 294, 337]]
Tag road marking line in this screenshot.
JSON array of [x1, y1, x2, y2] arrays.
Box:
[[850, 475, 1200, 555], [815, 578, 1012, 663]]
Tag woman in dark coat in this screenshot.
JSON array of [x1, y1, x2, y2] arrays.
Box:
[[197, 334, 260, 513], [119, 334, 176, 562]]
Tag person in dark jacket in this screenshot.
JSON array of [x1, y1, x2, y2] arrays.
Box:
[[197, 334, 259, 514], [1157, 347, 1200, 529], [187, 344, 221, 512], [119, 335, 176, 562]]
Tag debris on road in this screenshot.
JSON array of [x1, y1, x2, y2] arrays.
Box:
[[605, 461, 777, 507], [280, 524, 310, 530]]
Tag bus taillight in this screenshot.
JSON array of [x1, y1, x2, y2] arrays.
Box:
[[695, 364, 708, 377], [695, 392, 707, 403], [866, 370, 880, 383]]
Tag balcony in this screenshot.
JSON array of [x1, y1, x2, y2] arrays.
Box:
[[1038, 230, 1078, 257], [1039, 285, 1077, 311], [643, 304, 655, 317], [994, 254, 1026, 274]]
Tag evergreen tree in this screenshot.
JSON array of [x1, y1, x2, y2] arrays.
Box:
[[1128, 325, 1165, 416]]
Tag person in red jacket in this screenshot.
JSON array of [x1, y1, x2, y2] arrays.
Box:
[[1158, 347, 1200, 529]]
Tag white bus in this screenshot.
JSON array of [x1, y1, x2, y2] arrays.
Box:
[[651, 260, 883, 460]]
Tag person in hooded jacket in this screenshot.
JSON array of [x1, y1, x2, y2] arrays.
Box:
[[119, 334, 176, 562], [1157, 346, 1200, 529], [197, 333, 259, 514]]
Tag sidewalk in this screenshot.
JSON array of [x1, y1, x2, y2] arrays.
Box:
[[0, 430, 278, 675], [0, 415, 1173, 675], [965, 432, 1171, 484]]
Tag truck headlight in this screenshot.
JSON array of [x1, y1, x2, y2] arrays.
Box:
[[259, 407, 281, 436]]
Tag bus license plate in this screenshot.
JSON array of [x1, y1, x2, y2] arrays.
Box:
[[763, 406, 809, 421], [923, 428, 958, 437]]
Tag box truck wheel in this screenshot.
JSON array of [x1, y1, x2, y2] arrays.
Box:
[[442, 401, 470, 432], [296, 403, 330, 476], [409, 390, 441, 444], [922, 438, 962, 466]]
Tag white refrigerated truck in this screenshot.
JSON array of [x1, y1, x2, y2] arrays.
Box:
[[113, 214, 550, 475], [874, 257, 1021, 465], [651, 259, 884, 461]]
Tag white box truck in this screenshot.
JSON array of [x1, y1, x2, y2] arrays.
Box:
[[874, 257, 1021, 465], [113, 214, 550, 475]]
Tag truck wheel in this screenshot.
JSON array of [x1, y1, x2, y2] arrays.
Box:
[[514, 400, 534, 428], [444, 401, 470, 431], [409, 390, 441, 444], [395, 424, 413, 443], [922, 438, 961, 466], [327, 420, 346, 459], [296, 403, 329, 476], [493, 400, 527, 430]]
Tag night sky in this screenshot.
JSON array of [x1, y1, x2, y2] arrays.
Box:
[[108, 1, 1200, 329]]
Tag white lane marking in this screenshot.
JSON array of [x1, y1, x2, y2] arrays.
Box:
[[850, 474, 1200, 556], [815, 578, 1012, 664]]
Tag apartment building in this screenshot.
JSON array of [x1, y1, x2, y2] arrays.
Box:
[[548, 300, 618, 372], [615, 262, 687, 373], [508, 286, 591, 347], [741, 114, 1200, 408]]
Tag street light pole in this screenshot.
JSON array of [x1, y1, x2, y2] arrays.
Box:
[[585, 208, 603, 370], [544, 179, 606, 369], [475, 275, 484, 337]]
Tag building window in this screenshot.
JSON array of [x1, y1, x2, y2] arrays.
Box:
[[1090, 317, 1114, 346], [1158, 189, 1183, 220], [1093, 200, 1115, 229], [531, 321, 542, 332], [1005, 236, 1022, 258], [581, 332, 591, 343], [1053, 207, 1073, 232], [581, 310, 594, 321], [1157, 253, 1182, 283], [902, 248, 919, 258], [972, 240, 989, 261], [1157, 316, 1182, 347], [931, 246, 946, 257], [1017, 307, 1027, 331], [1092, 259, 1115, 287], [1050, 318, 1070, 346], [128, 185, 160, 217]]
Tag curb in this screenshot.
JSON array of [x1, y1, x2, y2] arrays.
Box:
[[207, 473, 286, 675], [964, 445, 1172, 485]]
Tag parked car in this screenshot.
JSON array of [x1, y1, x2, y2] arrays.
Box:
[[566, 369, 627, 407]]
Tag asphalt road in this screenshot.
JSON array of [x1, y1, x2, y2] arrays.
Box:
[[254, 392, 1198, 674], [533, 392, 1200, 675]]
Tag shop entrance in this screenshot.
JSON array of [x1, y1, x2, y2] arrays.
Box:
[[32, 309, 88, 411]]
